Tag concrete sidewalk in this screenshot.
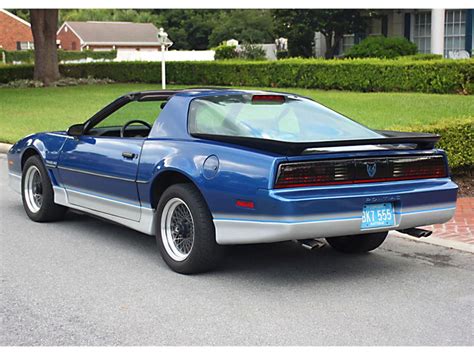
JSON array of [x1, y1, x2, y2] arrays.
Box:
[[0, 143, 12, 154]]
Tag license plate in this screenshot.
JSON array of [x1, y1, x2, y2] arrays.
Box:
[[361, 203, 395, 229]]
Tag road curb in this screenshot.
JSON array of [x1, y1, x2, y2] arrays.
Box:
[[393, 232, 474, 253], [0, 143, 12, 154]]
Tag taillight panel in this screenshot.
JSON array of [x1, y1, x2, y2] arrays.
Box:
[[274, 155, 447, 189]]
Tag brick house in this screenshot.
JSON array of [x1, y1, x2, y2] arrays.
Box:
[[56, 21, 170, 56], [0, 9, 33, 51]]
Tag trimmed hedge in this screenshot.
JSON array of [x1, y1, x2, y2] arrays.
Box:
[[389, 119, 474, 169], [0, 49, 116, 64], [0, 58, 473, 94], [58, 49, 117, 62]]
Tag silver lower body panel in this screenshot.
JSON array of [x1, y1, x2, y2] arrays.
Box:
[[53, 186, 156, 235], [214, 205, 455, 245], [8, 172, 22, 194]]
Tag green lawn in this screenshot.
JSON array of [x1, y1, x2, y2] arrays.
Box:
[[0, 83, 473, 143]]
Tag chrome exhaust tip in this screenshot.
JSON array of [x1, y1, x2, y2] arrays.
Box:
[[294, 239, 326, 250], [398, 228, 433, 238]]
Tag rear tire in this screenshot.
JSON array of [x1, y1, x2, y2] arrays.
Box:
[[156, 183, 224, 274], [326, 232, 388, 253], [21, 155, 67, 222]]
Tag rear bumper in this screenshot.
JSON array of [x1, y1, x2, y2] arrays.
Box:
[[214, 178, 457, 245]]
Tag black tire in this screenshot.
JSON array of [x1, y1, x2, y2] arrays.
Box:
[[155, 183, 225, 274], [326, 232, 388, 254], [21, 155, 67, 222]]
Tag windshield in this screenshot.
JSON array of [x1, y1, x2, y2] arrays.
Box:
[[188, 94, 382, 142]]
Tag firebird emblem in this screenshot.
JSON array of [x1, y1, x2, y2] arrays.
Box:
[[366, 162, 377, 177]]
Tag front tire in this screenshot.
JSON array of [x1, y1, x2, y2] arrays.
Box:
[[326, 232, 388, 253], [156, 183, 224, 274], [21, 155, 67, 222]]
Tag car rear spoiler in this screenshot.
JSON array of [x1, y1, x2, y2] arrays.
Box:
[[192, 130, 441, 156]]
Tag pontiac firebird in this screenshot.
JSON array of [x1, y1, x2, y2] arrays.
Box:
[[7, 89, 458, 273]]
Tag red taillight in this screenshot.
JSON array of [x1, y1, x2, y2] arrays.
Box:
[[391, 157, 447, 180], [274, 156, 447, 189], [251, 95, 285, 104], [274, 161, 351, 189]]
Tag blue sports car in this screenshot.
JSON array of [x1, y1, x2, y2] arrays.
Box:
[[7, 89, 457, 273]]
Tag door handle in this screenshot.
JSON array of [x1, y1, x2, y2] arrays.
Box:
[[122, 152, 136, 159]]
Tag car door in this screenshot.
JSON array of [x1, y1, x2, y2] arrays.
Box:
[[57, 100, 161, 222], [58, 136, 143, 221]]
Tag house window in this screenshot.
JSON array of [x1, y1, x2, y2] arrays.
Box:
[[413, 12, 431, 53], [16, 41, 34, 50], [71, 42, 77, 50], [444, 10, 467, 56], [341, 34, 355, 54]]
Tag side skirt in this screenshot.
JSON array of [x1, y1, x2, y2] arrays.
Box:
[[53, 186, 156, 236], [8, 172, 22, 194]]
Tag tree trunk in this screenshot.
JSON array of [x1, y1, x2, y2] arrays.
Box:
[[324, 33, 333, 59], [30, 9, 59, 86], [324, 32, 343, 59]]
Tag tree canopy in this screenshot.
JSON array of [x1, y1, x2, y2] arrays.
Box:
[[273, 9, 373, 58], [10, 8, 373, 56]]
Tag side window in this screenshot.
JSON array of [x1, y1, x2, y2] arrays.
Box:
[[191, 101, 226, 134], [95, 101, 163, 129], [87, 100, 166, 137]]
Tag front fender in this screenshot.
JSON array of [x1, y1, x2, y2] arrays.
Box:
[[7, 132, 68, 174]]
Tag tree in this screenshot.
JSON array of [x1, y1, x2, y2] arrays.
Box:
[[153, 9, 218, 50], [273, 9, 373, 58], [30, 9, 60, 85], [208, 10, 275, 47], [312, 10, 373, 59]]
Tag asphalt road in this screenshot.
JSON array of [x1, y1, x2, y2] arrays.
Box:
[[1, 154, 473, 346]]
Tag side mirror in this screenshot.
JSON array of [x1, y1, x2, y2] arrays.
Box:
[[67, 123, 84, 137]]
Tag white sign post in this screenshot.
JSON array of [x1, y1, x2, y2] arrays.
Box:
[[157, 28, 173, 90]]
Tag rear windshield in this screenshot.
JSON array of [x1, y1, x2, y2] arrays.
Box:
[[188, 94, 382, 142]]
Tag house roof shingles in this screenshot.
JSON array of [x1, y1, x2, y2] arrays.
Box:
[[63, 21, 164, 45]]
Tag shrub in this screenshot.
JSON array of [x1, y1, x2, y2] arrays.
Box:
[[214, 45, 238, 60], [0, 64, 34, 82], [1, 49, 35, 63], [347, 36, 418, 59], [276, 50, 289, 60], [1, 58, 472, 94], [0, 76, 115, 88], [389, 118, 474, 169], [0, 49, 116, 64], [239, 43, 266, 61]]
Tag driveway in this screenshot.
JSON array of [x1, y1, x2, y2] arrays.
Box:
[[1, 154, 473, 346]]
